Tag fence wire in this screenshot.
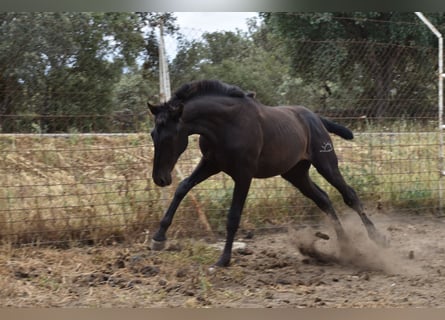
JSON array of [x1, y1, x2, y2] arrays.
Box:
[[0, 14, 443, 246]]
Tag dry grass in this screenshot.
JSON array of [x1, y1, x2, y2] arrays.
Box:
[[0, 240, 222, 307], [0, 134, 158, 245], [0, 129, 441, 246]]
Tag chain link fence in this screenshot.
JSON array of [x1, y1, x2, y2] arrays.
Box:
[[0, 14, 443, 246]]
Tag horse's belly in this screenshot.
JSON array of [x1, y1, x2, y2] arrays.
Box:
[[254, 117, 309, 178], [254, 153, 304, 178]]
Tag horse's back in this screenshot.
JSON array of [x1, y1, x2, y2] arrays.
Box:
[[259, 104, 326, 139]]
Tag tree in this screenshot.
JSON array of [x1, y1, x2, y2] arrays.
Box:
[[169, 18, 297, 106], [261, 12, 445, 118], [0, 12, 177, 132]]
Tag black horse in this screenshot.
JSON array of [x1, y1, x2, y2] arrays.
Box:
[[148, 80, 386, 267]]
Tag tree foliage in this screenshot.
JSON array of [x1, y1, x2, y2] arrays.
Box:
[[0, 12, 175, 133], [170, 18, 295, 106], [261, 12, 445, 118], [1, 12, 443, 133]]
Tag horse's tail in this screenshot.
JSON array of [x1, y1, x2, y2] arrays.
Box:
[[320, 117, 354, 140]]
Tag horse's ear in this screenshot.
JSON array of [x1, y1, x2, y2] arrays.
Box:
[[170, 103, 184, 120], [147, 102, 159, 115], [247, 91, 256, 98]]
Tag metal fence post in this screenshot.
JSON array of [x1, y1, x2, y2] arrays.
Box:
[[415, 12, 444, 215], [158, 20, 171, 103], [157, 19, 172, 214]]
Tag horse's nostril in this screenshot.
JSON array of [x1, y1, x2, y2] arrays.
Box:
[[153, 174, 172, 187]]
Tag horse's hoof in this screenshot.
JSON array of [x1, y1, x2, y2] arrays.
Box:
[[151, 239, 166, 251], [208, 266, 218, 274], [208, 262, 226, 273], [372, 232, 390, 248], [213, 259, 230, 268], [377, 234, 390, 248]]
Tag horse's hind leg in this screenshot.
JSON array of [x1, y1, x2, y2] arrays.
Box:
[[152, 158, 220, 249], [311, 151, 388, 247], [281, 161, 349, 243]]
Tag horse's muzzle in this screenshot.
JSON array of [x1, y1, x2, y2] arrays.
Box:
[[153, 173, 172, 187]]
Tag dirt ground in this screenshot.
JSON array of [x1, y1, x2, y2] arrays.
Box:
[[1, 213, 445, 308]]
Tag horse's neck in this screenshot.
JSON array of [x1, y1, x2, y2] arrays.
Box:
[[182, 99, 238, 140]]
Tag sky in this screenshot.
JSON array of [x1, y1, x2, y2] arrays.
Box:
[[164, 12, 259, 59], [174, 12, 258, 33]]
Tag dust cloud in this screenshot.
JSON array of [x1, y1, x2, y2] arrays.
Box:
[[287, 215, 423, 275]]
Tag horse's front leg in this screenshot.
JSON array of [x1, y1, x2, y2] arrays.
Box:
[[152, 159, 219, 250], [214, 177, 252, 267]]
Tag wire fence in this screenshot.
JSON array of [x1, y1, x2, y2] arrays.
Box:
[[0, 14, 443, 246]]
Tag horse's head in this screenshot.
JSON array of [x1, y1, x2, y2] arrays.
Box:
[[148, 101, 188, 187]]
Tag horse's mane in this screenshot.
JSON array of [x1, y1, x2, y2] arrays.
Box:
[[172, 80, 247, 103]]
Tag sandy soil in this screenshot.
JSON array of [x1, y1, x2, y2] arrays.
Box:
[[1, 213, 445, 307]]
